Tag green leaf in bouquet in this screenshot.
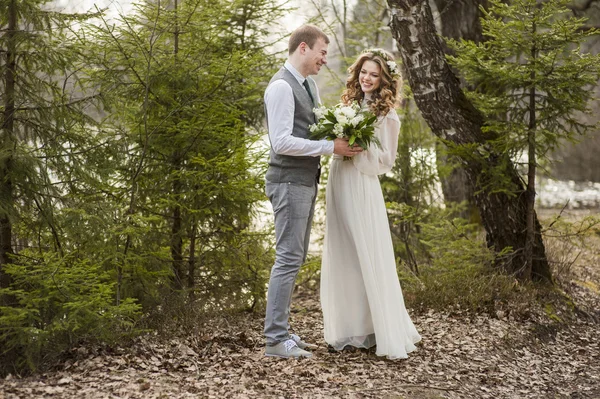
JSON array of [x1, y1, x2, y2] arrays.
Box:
[[325, 113, 337, 123], [362, 126, 374, 135], [364, 114, 378, 125]]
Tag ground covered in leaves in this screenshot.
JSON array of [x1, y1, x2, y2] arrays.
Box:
[[0, 281, 598, 399]]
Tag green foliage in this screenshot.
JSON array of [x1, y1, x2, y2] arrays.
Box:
[[447, 0, 600, 179], [78, 0, 284, 308], [444, 140, 520, 197], [0, 0, 103, 259], [389, 205, 522, 312], [191, 229, 273, 311], [0, 251, 140, 373], [0, 0, 119, 374], [381, 95, 441, 273], [0, 0, 287, 373]]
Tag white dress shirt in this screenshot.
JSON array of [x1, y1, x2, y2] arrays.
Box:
[[264, 61, 334, 157]]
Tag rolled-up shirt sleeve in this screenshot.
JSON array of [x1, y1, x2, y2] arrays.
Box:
[[352, 110, 400, 176], [265, 80, 334, 157]]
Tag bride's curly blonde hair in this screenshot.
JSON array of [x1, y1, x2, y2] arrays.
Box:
[[341, 49, 401, 117]]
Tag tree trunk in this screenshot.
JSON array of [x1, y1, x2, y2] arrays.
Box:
[[170, 154, 184, 291], [525, 32, 538, 280], [432, 0, 486, 220], [387, 0, 551, 281], [435, 142, 477, 221], [170, 189, 184, 290], [187, 223, 196, 291], [0, 0, 17, 292], [432, 0, 486, 45], [169, 3, 184, 291]]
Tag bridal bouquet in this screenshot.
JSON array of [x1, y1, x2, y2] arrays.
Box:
[[309, 101, 380, 156]]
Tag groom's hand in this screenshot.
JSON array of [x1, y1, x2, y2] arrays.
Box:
[[333, 138, 363, 157]]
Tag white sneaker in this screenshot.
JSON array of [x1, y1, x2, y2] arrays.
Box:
[[290, 333, 317, 350], [265, 339, 313, 358]]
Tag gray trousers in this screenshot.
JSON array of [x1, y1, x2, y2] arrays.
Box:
[[264, 181, 317, 345]]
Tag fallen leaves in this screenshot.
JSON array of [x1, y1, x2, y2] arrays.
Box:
[[0, 283, 598, 399]]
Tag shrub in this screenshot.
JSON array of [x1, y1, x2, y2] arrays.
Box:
[[0, 251, 141, 374], [390, 205, 529, 313]]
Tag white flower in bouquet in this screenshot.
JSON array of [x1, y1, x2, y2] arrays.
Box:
[[333, 124, 344, 138], [350, 115, 364, 127], [314, 104, 328, 120], [335, 114, 349, 126]]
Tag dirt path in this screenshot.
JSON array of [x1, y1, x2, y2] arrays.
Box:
[[1, 282, 598, 399]]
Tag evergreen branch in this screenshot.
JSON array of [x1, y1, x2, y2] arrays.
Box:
[[14, 94, 100, 111], [32, 196, 64, 258], [576, 26, 600, 34], [36, 9, 104, 21], [23, 139, 113, 160], [94, 5, 157, 101]]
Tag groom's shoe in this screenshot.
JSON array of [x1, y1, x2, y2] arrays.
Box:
[[265, 339, 313, 358], [290, 333, 317, 350]]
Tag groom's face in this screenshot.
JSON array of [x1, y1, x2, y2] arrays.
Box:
[[303, 38, 328, 76]]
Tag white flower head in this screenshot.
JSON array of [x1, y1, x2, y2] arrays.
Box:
[[313, 105, 328, 120], [333, 123, 344, 138], [333, 107, 350, 126], [340, 105, 356, 119], [350, 114, 364, 127], [386, 60, 401, 80]]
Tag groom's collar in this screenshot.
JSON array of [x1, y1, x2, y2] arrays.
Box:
[[284, 61, 307, 85]]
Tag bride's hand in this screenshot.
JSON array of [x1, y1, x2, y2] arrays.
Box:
[[333, 138, 363, 157]]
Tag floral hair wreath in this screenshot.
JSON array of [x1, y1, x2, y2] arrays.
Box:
[[363, 48, 401, 81]]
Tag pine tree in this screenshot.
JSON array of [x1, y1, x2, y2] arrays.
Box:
[[0, 0, 101, 295], [84, 0, 284, 305], [447, 0, 600, 278], [0, 0, 143, 373]]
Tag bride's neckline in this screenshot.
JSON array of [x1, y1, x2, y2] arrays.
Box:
[[361, 93, 373, 108]]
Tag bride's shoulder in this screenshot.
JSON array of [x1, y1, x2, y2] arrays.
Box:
[[383, 108, 400, 122]]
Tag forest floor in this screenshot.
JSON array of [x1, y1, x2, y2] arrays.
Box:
[[1, 211, 599, 399]]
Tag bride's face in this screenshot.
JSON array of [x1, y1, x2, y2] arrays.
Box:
[[359, 60, 381, 95]]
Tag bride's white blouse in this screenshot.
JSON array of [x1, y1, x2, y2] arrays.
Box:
[[352, 109, 400, 176]]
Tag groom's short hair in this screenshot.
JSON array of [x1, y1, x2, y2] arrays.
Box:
[[288, 25, 330, 55]]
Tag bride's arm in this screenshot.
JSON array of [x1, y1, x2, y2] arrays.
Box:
[[352, 110, 400, 176]]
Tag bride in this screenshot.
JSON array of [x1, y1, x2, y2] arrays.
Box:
[[320, 49, 421, 359]]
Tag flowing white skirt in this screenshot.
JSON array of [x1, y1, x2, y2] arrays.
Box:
[[320, 157, 421, 359]]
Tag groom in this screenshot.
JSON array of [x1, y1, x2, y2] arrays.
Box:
[[263, 24, 362, 358]]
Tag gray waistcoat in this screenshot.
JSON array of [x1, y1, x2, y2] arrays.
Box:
[[265, 67, 320, 186]]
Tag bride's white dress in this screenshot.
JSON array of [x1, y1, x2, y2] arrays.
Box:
[[320, 107, 421, 359]]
